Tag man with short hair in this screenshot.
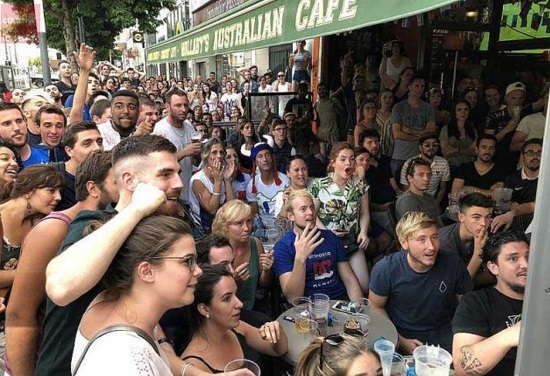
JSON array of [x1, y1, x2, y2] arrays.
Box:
[[89, 99, 112, 124], [44, 84, 63, 108], [240, 69, 258, 93], [274, 190, 363, 302], [153, 89, 202, 204], [54, 60, 76, 105], [5, 150, 118, 376], [38, 135, 184, 376], [511, 85, 548, 151], [491, 138, 542, 233], [314, 82, 343, 154], [390, 75, 437, 178], [439, 193, 493, 279], [97, 90, 140, 150], [65, 73, 99, 121], [134, 96, 159, 136], [284, 82, 313, 131], [370, 211, 473, 354], [126, 67, 143, 87], [21, 95, 49, 145], [400, 135, 450, 206], [209, 71, 220, 94], [452, 134, 507, 198], [56, 121, 104, 210], [270, 119, 296, 173], [35, 105, 66, 148], [396, 158, 440, 223], [452, 231, 528, 375], [0, 102, 51, 167]]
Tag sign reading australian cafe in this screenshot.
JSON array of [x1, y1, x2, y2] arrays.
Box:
[[147, 0, 459, 63]]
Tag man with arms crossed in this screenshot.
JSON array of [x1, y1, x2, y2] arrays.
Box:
[[369, 211, 472, 354], [452, 231, 528, 376], [273, 190, 363, 302]]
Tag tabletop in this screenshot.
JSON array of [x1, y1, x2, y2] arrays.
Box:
[[276, 300, 398, 364]]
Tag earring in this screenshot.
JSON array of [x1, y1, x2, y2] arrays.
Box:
[[26, 200, 31, 213], [206, 314, 210, 319]]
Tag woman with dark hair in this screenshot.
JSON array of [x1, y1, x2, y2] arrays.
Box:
[[461, 86, 484, 130], [289, 40, 312, 92], [224, 146, 251, 201], [237, 121, 260, 173], [353, 99, 379, 147], [379, 40, 412, 90], [181, 265, 287, 373], [376, 89, 395, 161], [71, 215, 207, 375], [189, 139, 235, 239], [392, 67, 414, 103], [440, 100, 478, 170], [427, 87, 451, 129], [310, 142, 371, 294], [0, 165, 63, 291], [0, 145, 20, 192], [295, 334, 382, 376], [202, 83, 218, 113]]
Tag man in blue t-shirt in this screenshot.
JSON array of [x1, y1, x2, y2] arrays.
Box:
[[273, 190, 363, 302], [370, 211, 473, 354]]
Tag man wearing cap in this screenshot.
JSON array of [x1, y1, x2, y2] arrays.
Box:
[[246, 143, 289, 228], [399, 135, 450, 207], [511, 85, 548, 151]]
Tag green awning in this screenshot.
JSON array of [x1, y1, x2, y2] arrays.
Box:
[[147, 0, 459, 63]]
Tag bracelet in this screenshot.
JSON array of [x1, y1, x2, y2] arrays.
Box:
[[180, 362, 193, 376], [157, 337, 172, 346], [211, 191, 221, 196]]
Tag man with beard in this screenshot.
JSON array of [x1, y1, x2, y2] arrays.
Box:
[[273, 190, 363, 302], [5, 150, 118, 376], [314, 82, 342, 155], [370, 211, 472, 354], [438, 193, 494, 280], [97, 90, 140, 150], [490, 139, 541, 233], [399, 135, 450, 207], [37, 135, 184, 376], [452, 135, 507, 198], [0, 102, 51, 167], [396, 158, 440, 224], [452, 231, 528, 376], [153, 89, 201, 205], [55, 122, 104, 210], [54, 60, 76, 106], [44, 84, 63, 108]]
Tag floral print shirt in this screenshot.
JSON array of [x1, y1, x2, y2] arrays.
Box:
[[309, 175, 368, 235]]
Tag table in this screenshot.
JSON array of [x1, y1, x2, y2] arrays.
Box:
[[277, 300, 398, 364]]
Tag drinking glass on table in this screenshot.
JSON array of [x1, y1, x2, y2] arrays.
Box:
[[326, 310, 349, 335], [310, 293, 330, 325], [292, 296, 312, 330]]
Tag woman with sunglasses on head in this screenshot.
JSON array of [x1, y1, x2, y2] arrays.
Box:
[[440, 100, 478, 172], [181, 265, 287, 374], [295, 334, 382, 376]]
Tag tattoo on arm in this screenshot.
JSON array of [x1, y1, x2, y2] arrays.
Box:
[[460, 346, 488, 376]]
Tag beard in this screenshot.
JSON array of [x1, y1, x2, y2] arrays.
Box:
[[508, 282, 525, 295], [155, 190, 184, 218]]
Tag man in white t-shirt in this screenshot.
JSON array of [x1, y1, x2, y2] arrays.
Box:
[[153, 89, 202, 204], [510, 85, 548, 151], [96, 90, 139, 150], [246, 143, 289, 227]]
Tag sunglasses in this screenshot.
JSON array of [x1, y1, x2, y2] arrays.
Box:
[[320, 334, 344, 371]]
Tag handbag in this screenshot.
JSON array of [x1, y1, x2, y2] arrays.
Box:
[[72, 324, 160, 375], [340, 232, 359, 255]]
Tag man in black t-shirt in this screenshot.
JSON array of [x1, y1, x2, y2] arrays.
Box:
[[491, 138, 541, 233], [452, 134, 507, 198], [452, 231, 528, 376], [54, 60, 77, 106]]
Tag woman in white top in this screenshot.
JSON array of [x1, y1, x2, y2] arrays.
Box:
[[272, 71, 292, 117], [201, 83, 218, 113], [71, 216, 201, 375], [189, 139, 235, 239], [220, 82, 243, 121], [378, 40, 412, 90], [289, 40, 312, 91]]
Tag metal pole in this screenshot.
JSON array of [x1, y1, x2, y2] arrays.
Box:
[[33, 0, 51, 86], [450, 50, 458, 99], [514, 94, 550, 375]]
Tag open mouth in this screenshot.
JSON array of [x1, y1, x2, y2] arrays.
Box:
[[344, 167, 352, 175], [5, 169, 17, 177], [167, 196, 179, 202]]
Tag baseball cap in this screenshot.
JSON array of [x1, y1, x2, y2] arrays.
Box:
[[505, 82, 526, 96]]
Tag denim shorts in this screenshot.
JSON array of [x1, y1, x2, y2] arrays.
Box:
[[292, 70, 310, 83]]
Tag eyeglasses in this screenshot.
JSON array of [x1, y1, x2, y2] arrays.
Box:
[[523, 150, 542, 157], [320, 334, 344, 371], [422, 142, 439, 148], [150, 254, 198, 271]]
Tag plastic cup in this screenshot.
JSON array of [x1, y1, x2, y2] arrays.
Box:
[[493, 187, 513, 213], [350, 313, 370, 337], [350, 298, 370, 314], [390, 353, 406, 376], [326, 311, 349, 335], [292, 296, 311, 330], [413, 345, 452, 376], [310, 293, 330, 324], [224, 359, 261, 375], [191, 131, 202, 143], [374, 339, 395, 376]]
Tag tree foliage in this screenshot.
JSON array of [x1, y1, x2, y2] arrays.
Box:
[[2, 0, 175, 60]]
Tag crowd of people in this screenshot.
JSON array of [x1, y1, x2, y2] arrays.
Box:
[[0, 38, 545, 375]]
